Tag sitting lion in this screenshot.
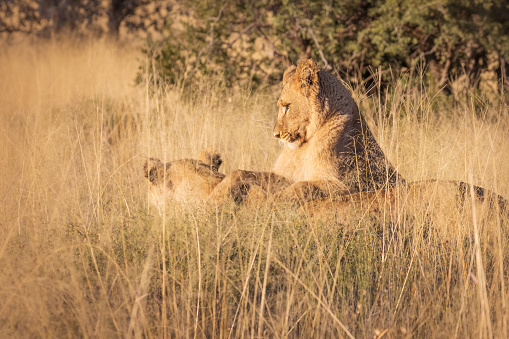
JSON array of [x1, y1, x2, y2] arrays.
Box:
[[213, 59, 403, 204], [143, 148, 225, 211], [273, 59, 403, 200]]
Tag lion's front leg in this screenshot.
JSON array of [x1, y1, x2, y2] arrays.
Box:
[[207, 170, 247, 205], [208, 170, 291, 205]]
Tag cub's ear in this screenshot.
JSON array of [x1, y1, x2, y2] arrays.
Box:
[[198, 148, 222, 172], [143, 158, 165, 185], [282, 65, 296, 86], [296, 59, 318, 96]]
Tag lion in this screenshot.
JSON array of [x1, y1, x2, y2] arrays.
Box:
[[143, 148, 225, 211], [272, 58, 404, 201], [211, 59, 403, 204]]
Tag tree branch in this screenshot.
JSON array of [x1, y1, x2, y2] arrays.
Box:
[[296, 21, 331, 70]]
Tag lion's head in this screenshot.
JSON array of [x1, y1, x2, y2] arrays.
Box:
[[273, 59, 357, 148]]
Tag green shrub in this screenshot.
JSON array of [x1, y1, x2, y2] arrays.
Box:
[[139, 0, 509, 89]]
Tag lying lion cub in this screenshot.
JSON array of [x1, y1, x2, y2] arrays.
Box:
[[143, 149, 292, 209], [143, 148, 225, 211]]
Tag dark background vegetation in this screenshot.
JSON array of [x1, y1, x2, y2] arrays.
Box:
[[2, 0, 508, 89]]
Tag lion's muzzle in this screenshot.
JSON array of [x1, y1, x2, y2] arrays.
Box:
[[273, 123, 283, 139]]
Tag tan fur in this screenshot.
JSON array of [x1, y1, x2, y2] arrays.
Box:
[[143, 149, 225, 212], [198, 148, 223, 171], [272, 59, 403, 202]]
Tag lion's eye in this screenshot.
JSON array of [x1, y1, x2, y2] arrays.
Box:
[[284, 104, 290, 114]]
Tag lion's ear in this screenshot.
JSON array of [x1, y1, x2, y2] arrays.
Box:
[[198, 148, 222, 171], [296, 59, 318, 96], [282, 65, 296, 86]]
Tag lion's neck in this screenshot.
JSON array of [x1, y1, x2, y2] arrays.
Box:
[[273, 117, 351, 182], [273, 113, 402, 191]]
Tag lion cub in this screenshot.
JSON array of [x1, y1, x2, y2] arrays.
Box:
[[143, 148, 226, 211]]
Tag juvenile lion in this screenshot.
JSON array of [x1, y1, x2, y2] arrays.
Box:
[[213, 59, 403, 204], [273, 59, 403, 201], [143, 148, 225, 211]]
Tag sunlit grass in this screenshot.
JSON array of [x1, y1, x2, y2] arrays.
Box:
[[0, 37, 508, 338]]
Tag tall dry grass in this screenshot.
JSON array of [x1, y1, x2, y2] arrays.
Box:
[[0, 38, 508, 338]]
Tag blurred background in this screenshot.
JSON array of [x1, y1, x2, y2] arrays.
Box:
[[2, 0, 509, 91]]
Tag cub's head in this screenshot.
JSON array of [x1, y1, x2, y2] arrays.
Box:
[[273, 59, 356, 148], [198, 148, 223, 172], [143, 158, 167, 186]]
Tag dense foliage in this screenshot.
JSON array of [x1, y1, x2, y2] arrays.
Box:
[[0, 0, 170, 36], [141, 0, 509, 88], [2, 0, 507, 88]]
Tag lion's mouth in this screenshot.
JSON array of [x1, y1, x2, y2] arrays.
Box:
[[279, 131, 302, 148]]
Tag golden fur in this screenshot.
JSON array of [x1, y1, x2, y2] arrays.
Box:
[[197, 148, 223, 172], [208, 170, 292, 206]]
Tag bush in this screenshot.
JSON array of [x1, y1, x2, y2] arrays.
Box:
[[139, 0, 509, 89]]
